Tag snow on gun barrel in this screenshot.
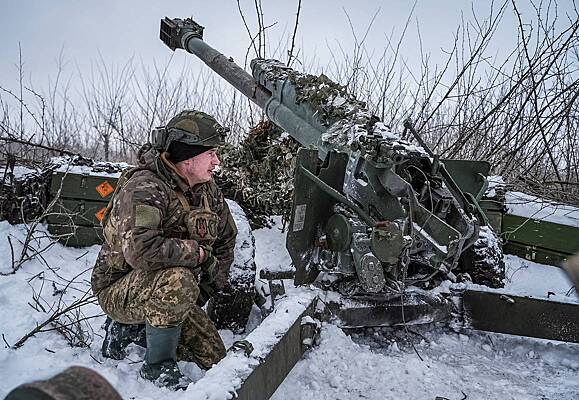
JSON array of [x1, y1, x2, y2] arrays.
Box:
[[160, 16, 505, 296]]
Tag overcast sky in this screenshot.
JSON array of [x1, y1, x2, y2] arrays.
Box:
[[0, 1, 576, 97]]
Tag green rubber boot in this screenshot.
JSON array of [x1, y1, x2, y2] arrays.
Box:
[[139, 322, 191, 391]]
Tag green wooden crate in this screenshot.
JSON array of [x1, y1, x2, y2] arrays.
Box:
[[502, 214, 579, 255], [503, 241, 570, 266], [47, 224, 104, 247], [47, 170, 120, 247], [46, 198, 109, 226], [50, 171, 118, 202]]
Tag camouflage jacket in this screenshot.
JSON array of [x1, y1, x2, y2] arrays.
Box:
[[91, 144, 237, 295]]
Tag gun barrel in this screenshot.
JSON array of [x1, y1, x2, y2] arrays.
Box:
[[160, 17, 271, 109], [184, 36, 272, 109], [160, 17, 328, 156]]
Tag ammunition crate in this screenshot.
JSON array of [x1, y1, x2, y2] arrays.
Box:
[[47, 170, 120, 247], [502, 214, 579, 265], [476, 195, 578, 266], [47, 198, 109, 226], [47, 224, 105, 248]]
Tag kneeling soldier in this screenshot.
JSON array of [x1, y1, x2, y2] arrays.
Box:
[[91, 110, 237, 390]]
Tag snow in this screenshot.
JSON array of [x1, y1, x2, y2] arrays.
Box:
[[272, 323, 579, 400], [0, 165, 40, 179], [1, 210, 578, 399], [506, 191, 579, 228], [253, 216, 293, 274], [50, 156, 129, 179], [486, 175, 579, 228], [502, 254, 576, 300], [225, 200, 255, 281], [486, 175, 505, 198]]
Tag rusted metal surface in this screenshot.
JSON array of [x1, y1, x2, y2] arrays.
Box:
[[461, 289, 579, 344], [326, 292, 453, 328], [4, 366, 122, 400]]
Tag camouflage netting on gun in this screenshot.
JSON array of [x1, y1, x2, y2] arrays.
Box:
[[254, 59, 427, 156], [215, 120, 300, 229]]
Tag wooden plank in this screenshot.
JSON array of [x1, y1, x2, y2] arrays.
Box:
[[182, 293, 318, 400], [502, 214, 579, 255], [462, 289, 579, 344], [236, 300, 317, 400]]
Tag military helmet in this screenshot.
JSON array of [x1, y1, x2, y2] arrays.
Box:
[[151, 110, 229, 152]]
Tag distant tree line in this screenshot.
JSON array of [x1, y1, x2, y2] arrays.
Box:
[[0, 0, 577, 205]]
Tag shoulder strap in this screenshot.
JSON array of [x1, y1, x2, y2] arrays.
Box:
[[100, 167, 140, 227], [175, 190, 191, 212]]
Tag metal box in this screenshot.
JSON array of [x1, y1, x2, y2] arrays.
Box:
[[47, 170, 120, 247]]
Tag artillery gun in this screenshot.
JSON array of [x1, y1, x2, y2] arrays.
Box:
[[3, 17, 579, 400], [159, 17, 504, 295]]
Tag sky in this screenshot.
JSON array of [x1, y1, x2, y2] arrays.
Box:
[[0, 0, 577, 101]]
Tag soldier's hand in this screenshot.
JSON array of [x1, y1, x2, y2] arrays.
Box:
[[201, 254, 219, 283]]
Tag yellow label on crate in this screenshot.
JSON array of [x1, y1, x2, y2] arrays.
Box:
[[95, 181, 114, 198], [95, 207, 107, 222]]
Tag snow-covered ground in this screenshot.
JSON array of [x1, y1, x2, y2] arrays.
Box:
[[273, 323, 579, 400], [0, 216, 578, 399], [487, 176, 579, 228]]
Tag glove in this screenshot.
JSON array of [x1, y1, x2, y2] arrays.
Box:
[[198, 246, 219, 283]]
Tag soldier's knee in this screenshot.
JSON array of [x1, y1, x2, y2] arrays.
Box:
[[154, 267, 199, 309], [198, 341, 226, 370]]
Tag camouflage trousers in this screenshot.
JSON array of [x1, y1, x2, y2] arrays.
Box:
[[97, 266, 226, 369]]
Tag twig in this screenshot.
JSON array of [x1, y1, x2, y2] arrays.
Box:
[[2, 333, 11, 348], [286, 0, 302, 67], [0, 136, 77, 155], [12, 295, 96, 349], [90, 354, 103, 365]]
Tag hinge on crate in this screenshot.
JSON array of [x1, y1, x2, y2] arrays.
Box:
[[259, 268, 295, 310], [300, 315, 321, 350]]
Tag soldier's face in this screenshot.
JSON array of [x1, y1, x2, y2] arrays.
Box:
[[176, 149, 221, 186]]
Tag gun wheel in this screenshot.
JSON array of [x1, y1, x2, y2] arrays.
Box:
[[459, 225, 505, 288], [207, 200, 257, 334]]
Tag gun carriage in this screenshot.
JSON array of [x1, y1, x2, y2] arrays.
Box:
[[159, 17, 504, 296]]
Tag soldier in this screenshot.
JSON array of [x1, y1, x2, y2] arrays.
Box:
[[91, 110, 237, 390]]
